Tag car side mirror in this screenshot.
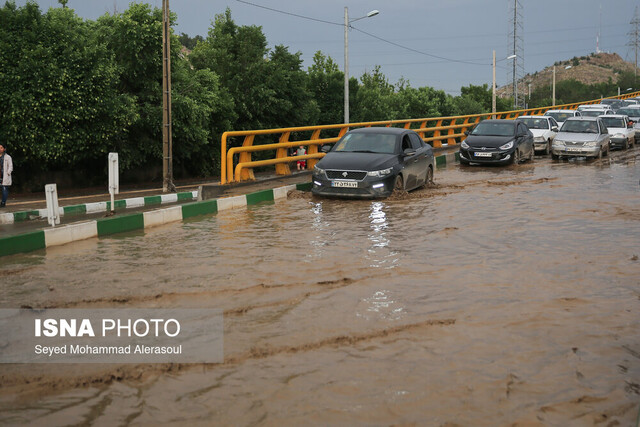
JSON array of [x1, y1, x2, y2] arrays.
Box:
[[403, 148, 416, 156], [551, 126, 558, 132], [321, 145, 332, 153], [464, 130, 469, 136]]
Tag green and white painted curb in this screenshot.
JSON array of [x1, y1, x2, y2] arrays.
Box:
[[0, 183, 311, 258], [0, 191, 198, 225], [435, 151, 459, 167]]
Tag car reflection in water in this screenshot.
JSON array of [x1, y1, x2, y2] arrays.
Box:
[[311, 127, 434, 198]]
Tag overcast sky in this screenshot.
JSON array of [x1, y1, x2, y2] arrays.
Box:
[[10, 0, 640, 94]]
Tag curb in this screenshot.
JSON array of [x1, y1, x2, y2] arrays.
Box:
[[0, 183, 311, 258], [0, 191, 198, 225]]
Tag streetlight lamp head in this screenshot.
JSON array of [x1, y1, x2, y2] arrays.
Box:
[[506, 54, 517, 60], [367, 10, 380, 17]]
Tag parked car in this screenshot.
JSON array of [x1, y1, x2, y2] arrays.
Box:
[[544, 109, 581, 128], [598, 114, 635, 150], [614, 105, 640, 143], [579, 108, 615, 117], [516, 115, 558, 154], [621, 99, 640, 107], [600, 98, 625, 111], [552, 117, 610, 160], [459, 119, 534, 165], [577, 104, 613, 112], [311, 127, 434, 198]]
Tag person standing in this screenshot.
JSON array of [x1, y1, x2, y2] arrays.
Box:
[[296, 145, 306, 170], [0, 143, 13, 207]]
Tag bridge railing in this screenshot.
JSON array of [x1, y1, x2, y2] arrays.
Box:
[[220, 92, 640, 184]]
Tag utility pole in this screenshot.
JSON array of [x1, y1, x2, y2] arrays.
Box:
[[508, 0, 524, 109], [628, 7, 640, 85], [162, 0, 175, 193]]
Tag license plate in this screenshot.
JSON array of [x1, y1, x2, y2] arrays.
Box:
[[566, 147, 583, 152], [474, 152, 492, 157], [331, 181, 358, 188]]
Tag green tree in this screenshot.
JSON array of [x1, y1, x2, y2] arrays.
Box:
[[307, 51, 344, 124], [178, 32, 203, 50], [190, 8, 275, 131], [0, 1, 136, 183], [352, 66, 398, 122]]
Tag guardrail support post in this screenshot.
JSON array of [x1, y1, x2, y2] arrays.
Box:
[[239, 135, 255, 181], [275, 132, 291, 176]]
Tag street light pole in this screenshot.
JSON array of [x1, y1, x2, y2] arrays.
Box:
[[344, 7, 349, 124], [344, 8, 379, 124], [552, 66, 556, 106], [492, 50, 496, 118]]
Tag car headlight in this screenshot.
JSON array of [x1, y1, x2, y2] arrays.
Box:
[[584, 141, 597, 147], [499, 140, 514, 150], [367, 168, 392, 177], [533, 136, 545, 142], [313, 165, 325, 175], [553, 140, 566, 146], [461, 140, 469, 149]]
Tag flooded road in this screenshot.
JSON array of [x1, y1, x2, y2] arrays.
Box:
[[1, 151, 639, 426]]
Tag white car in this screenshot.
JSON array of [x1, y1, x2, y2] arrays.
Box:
[[516, 115, 558, 154], [614, 105, 640, 143], [598, 114, 635, 150], [544, 109, 581, 128], [577, 104, 613, 112], [579, 108, 615, 118]]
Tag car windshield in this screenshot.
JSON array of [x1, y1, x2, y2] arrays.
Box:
[[580, 109, 605, 117], [545, 112, 572, 122], [600, 117, 626, 128], [470, 122, 515, 136], [561, 120, 599, 133], [333, 133, 397, 154], [518, 118, 549, 130]]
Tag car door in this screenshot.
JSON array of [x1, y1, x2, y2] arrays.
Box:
[[597, 119, 610, 152], [516, 122, 532, 158], [400, 134, 419, 189], [548, 117, 558, 141], [409, 133, 429, 187]]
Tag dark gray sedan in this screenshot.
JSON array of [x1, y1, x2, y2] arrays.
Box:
[[459, 119, 534, 165], [311, 127, 434, 198]]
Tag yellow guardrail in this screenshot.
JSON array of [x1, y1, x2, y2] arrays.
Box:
[[220, 92, 640, 184]]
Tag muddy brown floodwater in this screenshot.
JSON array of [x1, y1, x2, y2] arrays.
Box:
[[1, 151, 639, 426]]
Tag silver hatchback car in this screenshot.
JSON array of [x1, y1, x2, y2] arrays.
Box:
[[552, 117, 611, 160]]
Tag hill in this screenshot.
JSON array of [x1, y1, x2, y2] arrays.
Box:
[[498, 52, 638, 97]]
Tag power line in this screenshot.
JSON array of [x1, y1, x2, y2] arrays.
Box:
[[235, 0, 342, 27], [350, 27, 490, 66], [235, 0, 491, 66]]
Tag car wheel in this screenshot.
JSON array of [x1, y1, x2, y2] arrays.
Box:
[[545, 141, 550, 155], [459, 157, 470, 166], [528, 146, 534, 162], [624, 140, 629, 150], [425, 166, 434, 186], [512, 148, 520, 164], [551, 153, 559, 160], [393, 175, 404, 192]]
